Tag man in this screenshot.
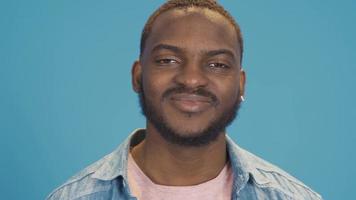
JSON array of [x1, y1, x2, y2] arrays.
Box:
[[47, 0, 322, 199]]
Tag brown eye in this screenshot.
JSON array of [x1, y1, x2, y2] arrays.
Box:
[[208, 63, 230, 69], [156, 58, 178, 65]]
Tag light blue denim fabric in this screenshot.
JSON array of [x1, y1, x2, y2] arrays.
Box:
[[47, 129, 322, 200]]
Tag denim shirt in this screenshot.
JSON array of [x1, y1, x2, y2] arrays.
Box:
[[47, 129, 322, 200]]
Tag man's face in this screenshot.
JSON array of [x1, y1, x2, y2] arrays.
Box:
[[133, 8, 245, 146]]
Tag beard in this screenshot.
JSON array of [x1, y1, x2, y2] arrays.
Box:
[[138, 84, 241, 147]]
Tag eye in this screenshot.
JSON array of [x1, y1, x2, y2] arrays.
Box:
[[155, 58, 179, 65], [208, 62, 230, 69]]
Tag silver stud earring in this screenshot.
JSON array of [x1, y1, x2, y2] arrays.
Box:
[[241, 96, 245, 102]]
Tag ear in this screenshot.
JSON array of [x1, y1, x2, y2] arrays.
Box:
[[239, 68, 246, 97], [132, 60, 142, 93]]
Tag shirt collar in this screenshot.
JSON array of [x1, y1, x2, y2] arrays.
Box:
[[92, 129, 145, 181], [226, 135, 271, 186], [92, 129, 270, 186]]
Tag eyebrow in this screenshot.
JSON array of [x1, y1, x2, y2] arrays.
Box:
[[205, 49, 236, 60], [151, 44, 183, 54], [151, 43, 236, 60]]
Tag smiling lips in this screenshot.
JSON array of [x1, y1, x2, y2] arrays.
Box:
[[169, 93, 214, 113]]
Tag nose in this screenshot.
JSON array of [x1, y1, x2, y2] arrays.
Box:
[[173, 61, 209, 89]]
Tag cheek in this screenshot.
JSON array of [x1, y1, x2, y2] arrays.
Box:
[[216, 80, 240, 105], [141, 72, 170, 102], [224, 89, 239, 105]]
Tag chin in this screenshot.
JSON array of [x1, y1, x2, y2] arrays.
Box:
[[170, 127, 208, 138], [164, 116, 215, 134]]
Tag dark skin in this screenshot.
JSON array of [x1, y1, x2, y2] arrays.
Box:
[[131, 7, 246, 186]]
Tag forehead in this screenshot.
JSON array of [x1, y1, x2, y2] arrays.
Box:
[[144, 7, 239, 57]]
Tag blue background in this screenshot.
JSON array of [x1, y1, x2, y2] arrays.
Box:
[[1, 0, 355, 199]]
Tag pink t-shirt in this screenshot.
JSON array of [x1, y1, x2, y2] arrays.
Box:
[[127, 154, 233, 200]]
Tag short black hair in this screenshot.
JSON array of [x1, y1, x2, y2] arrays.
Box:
[[140, 0, 244, 63]]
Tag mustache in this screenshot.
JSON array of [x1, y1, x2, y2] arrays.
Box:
[[162, 86, 218, 104]]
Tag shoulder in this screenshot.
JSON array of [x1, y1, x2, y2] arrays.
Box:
[[227, 138, 323, 200], [46, 129, 143, 200], [46, 156, 112, 200], [247, 150, 322, 199]]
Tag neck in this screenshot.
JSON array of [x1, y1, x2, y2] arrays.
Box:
[[131, 123, 228, 186]]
